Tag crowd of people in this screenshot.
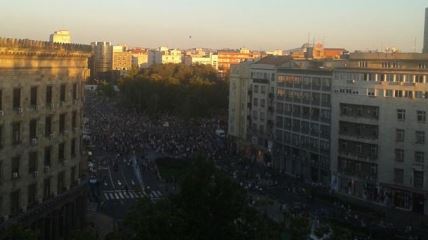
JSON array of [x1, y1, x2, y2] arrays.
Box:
[[84, 92, 227, 161], [85, 90, 426, 239]]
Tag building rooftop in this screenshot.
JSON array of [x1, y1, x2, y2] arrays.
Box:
[[349, 52, 428, 60], [255, 55, 292, 66]]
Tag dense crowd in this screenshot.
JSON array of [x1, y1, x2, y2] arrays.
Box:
[[84, 92, 227, 161], [85, 91, 426, 240]]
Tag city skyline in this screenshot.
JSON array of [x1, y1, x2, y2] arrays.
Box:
[[1, 0, 427, 52]]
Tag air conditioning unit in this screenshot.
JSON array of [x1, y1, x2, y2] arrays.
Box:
[[0, 110, 4, 117], [12, 172, 19, 179], [31, 138, 38, 145], [18, 107, 23, 114], [33, 171, 38, 177]]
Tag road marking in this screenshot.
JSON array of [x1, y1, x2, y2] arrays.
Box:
[[128, 192, 135, 199], [131, 180, 135, 186], [118, 192, 124, 199], [117, 180, 122, 186], [114, 193, 120, 199], [109, 193, 115, 200], [104, 193, 110, 200]]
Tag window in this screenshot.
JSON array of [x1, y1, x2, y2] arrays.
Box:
[[385, 89, 393, 97], [0, 125, 3, 148], [45, 116, 52, 137], [395, 90, 403, 98], [12, 122, 21, 145], [0, 89, 2, 111], [46, 86, 53, 105], [44, 146, 51, 167], [57, 171, 65, 193], [414, 171, 424, 188], [28, 151, 38, 173], [13, 88, 21, 110], [71, 166, 76, 185], [59, 113, 66, 134], [397, 109, 406, 121], [43, 177, 51, 199], [253, 98, 258, 107], [58, 142, 65, 163], [11, 156, 20, 179], [29, 119, 37, 141], [260, 99, 266, 108], [261, 86, 266, 94], [417, 111, 426, 123], [10, 190, 20, 215], [416, 131, 425, 144], [28, 183, 37, 206], [60, 84, 66, 102], [30, 86, 38, 107], [395, 149, 404, 162], [396, 129, 405, 142], [415, 152, 425, 164], [73, 83, 78, 100], [71, 138, 77, 158], [254, 85, 259, 93]]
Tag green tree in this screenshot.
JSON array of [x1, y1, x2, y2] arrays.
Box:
[[124, 156, 279, 240], [1, 225, 37, 240]]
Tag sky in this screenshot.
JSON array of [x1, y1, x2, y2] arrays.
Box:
[[0, 0, 427, 52]]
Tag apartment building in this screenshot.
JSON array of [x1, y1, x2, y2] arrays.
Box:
[[331, 52, 428, 214], [184, 53, 219, 70], [49, 30, 71, 44], [0, 38, 91, 239], [148, 47, 183, 66]]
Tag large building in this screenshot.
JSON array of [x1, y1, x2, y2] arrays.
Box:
[[0, 38, 91, 239], [285, 43, 345, 60], [331, 52, 428, 214], [90, 42, 113, 80], [228, 52, 428, 214], [112, 45, 132, 71], [148, 47, 183, 66], [184, 53, 219, 70], [218, 48, 264, 78], [424, 8, 428, 53], [130, 48, 149, 69], [49, 30, 71, 44]]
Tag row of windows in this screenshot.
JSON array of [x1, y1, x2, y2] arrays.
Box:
[[277, 75, 331, 91], [1, 166, 78, 216], [396, 109, 426, 123], [276, 117, 330, 140], [277, 89, 331, 107], [0, 82, 80, 111], [276, 130, 330, 154], [1, 139, 79, 181], [277, 104, 331, 123], [0, 111, 79, 148], [395, 149, 426, 164], [393, 168, 424, 189], [336, 72, 427, 83]]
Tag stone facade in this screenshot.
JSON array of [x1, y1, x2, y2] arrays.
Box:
[[0, 38, 91, 239]]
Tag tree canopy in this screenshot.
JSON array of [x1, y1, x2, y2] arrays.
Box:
[[123, 157, 280, 240], [119, 64, 228, 118]]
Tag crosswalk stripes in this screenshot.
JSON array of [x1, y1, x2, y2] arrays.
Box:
[[103, 190, 149, 201]]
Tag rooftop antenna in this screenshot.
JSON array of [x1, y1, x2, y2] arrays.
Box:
[[414, 37, 417, 53], [307, 32, 310, 44]]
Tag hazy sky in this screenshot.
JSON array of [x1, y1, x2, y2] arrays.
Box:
[[0, 0, 426, 51]]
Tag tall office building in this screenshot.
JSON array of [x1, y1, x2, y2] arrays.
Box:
[[424, 8, 428, 53], [49, 30, 71, 44], [0, 38, 91, 239], [90, 42, 113, 80]]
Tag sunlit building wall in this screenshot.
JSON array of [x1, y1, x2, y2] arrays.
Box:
[[49, 30, 71, 44]]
